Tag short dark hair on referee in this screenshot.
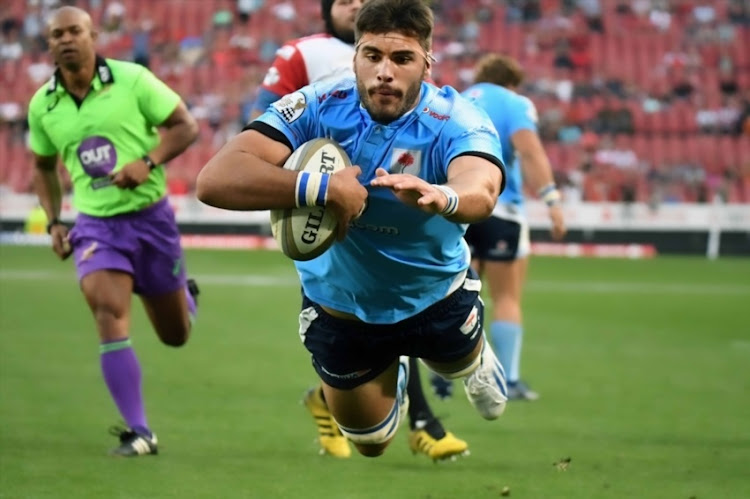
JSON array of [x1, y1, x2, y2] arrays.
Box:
[[355, 0, 434, 54], [473, 54, 525, 88]]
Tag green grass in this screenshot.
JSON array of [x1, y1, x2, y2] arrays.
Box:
[[1, 247, 749, 499]]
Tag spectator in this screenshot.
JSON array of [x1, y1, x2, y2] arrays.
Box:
[[0, 21, 23, 61], [552, 41, 575, 70], [237, 0, 264, 24]]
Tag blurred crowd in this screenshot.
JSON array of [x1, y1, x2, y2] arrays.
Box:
[[1, 0, 749, 204]]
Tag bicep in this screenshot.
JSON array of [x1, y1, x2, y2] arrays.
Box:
[[218, 128, 292, 167], [446, 154, 503, 197], [511, 128, 545, 158], [158, 100, 196, 128]]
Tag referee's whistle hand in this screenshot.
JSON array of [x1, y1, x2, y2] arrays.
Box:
[[109, 160, 151, 189]]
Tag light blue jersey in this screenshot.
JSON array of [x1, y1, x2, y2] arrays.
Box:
[[462, 83, 538, 207], [253, 78, 504, 323]]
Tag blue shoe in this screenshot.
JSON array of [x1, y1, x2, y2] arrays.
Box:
[[507, 380, 539, 401], [429, 372, 453, 400]]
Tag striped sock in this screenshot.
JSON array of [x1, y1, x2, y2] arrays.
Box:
[[100, 338, 150, 437]]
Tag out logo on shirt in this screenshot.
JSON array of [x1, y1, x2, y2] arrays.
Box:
[[77, 136, 117, 178], [389, 148, 421, 176], [272, 91, 306, 123]]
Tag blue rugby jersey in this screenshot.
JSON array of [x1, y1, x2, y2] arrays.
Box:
[[253, 78, 504, 323], [462, 83, 538, 208]]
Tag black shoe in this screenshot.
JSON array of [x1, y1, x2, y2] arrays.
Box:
[[109, 426, 158, 457], [507, 380, 539, 401], [187, 278, 200, 306]]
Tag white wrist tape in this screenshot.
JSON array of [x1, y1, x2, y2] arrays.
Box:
[[537, 183, 561, 206], [434, 184, 459, 217], [295, 171, 331, 208]]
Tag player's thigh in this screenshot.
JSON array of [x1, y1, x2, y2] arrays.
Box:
[[69, 215, 135, 316], [80, 269, 133, 314], [414, 271, 485, 370], [80, 270, 134, 340], [131, 199, 187, 297], [300, 297, 396, 382], [423, 336, 484, 375], [139, 288, 190, 345], [321, 358, 400, 430], [484, 257, 525, 305]]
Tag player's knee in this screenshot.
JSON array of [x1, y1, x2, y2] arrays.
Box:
[[92, 301, 124, 321], [423, 352, 482, 380], [157, 323, 190, 347], [337, 400, 402, 452], [161, 335, 188, 347], [353, 442, 389, 457]]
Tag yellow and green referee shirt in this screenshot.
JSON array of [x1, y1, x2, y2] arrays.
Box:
[[28, 56, 181, 217]]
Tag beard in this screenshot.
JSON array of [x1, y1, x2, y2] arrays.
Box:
[[336, 27, 355, 44], [356, 69, 424, 124]]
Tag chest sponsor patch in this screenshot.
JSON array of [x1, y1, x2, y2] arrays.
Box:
[[272, 91, 306, 123], [389, 148, 422, 176], [77, 136, 117, 178]]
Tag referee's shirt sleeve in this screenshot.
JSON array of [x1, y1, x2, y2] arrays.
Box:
[[27, 96, 57, 156], [133, 67, 182, 126]]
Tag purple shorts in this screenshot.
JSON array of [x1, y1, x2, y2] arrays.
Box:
[[68, 198, 186, 296]]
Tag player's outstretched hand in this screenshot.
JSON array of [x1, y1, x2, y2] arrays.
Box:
[[548, 204, 566, 241], [49, 224, 72, 260], [370, 167, 449, 214], [109, 159, 151, 189], [327, 166, 368, 240]]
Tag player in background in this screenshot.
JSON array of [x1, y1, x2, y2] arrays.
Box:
[[197, 0, 508, 459], [27, 6, 200, 456], [431, 54, 566, 401], [251, 0, 469, 461]]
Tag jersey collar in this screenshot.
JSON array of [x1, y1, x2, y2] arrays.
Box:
[[45, 55, 115, 95]]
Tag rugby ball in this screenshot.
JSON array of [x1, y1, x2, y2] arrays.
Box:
[[270, 138, 351, 261]]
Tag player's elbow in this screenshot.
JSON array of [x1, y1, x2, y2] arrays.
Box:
[[195, 167, 221, 207], [184, 116, 200, 145], [474, 171, 502, 219], [476, 190, 497, 219]]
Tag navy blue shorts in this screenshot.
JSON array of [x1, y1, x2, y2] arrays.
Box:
[[299, 271, 484, 389], [464, 208, 530, 262]]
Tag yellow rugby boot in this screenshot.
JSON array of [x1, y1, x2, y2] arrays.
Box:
[[408, 428, 469, 462], [303, 387, 351, 458]]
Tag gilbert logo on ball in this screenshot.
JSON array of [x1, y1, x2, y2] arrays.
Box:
[[270, 138, 352, 261]]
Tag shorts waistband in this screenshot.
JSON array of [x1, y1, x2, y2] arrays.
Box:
[[77, 197, 169, 221]]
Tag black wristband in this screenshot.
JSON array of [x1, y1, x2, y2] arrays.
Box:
[[46, 217, 63, 234], [143, 155, 157, 171]]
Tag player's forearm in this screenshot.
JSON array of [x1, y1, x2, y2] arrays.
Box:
[[518, 148, 555, 194], [196, 148, 298, 211], [34, 168, 63, 221], [148, 121, 199, 165], [444, 168, 501, 223]]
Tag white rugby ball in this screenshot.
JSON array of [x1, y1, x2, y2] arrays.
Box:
[[270, 138, 351, 261]]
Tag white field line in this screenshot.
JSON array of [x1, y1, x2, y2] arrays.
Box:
[[0, 270, 748, 295]]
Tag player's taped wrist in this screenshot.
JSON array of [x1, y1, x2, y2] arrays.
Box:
[[295, 171, 331, 208], [434, 184, 459, 217], [538, 183, 561, 207]]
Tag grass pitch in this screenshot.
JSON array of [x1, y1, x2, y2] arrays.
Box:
[[1, 246, 748, 499]]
